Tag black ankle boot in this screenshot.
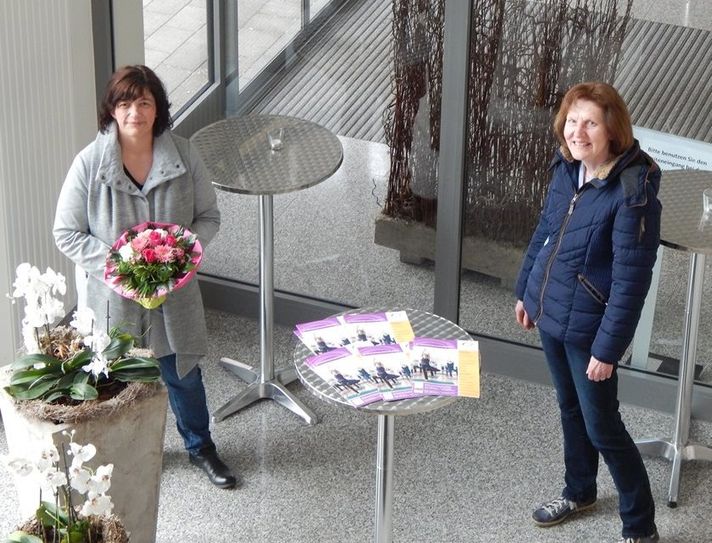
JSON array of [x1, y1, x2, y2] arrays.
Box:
[[189, 448, 241, 489]]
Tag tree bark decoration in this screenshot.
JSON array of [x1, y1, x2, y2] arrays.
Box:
[[384, 0, 632, 245]]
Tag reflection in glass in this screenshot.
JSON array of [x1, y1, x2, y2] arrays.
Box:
[[238, 0, 301, 87], [199, 0, 437, 312], [143, 0, 209, 114], [310, 0, 331, 21]]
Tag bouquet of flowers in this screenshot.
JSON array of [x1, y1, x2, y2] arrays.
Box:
[[103, 221, 203, 309], [2, 431, 127, 543], [5, 263, 160, 405]]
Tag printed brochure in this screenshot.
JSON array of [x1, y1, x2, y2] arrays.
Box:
[[339, 311, 415, 348], [305, 348, 382, 406], [295, 316, 352, 354], [356, 343, 420, 401], [408, 337, 481, 398]]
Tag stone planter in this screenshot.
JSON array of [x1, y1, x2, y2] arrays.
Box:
[[0, 368, 168, 543]]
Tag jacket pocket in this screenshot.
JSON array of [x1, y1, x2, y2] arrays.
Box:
[[577, 274, 608, 306]]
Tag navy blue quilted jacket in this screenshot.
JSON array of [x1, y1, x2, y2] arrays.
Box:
[[514, 140, 662, 364]]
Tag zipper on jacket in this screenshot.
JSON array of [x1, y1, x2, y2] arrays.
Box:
[[534, 190, 582, 324], [577, 273, 608, 306]]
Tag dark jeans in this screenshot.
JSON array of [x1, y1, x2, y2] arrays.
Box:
[[159, 354, 214, 455], [539, 330, 656, 538]]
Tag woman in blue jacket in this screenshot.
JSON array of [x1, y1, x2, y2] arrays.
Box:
[[514, 82, 660, 543]]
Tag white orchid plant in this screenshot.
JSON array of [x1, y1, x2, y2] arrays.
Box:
[[3, 431, 114, 543], [5, 263, 160, 403]]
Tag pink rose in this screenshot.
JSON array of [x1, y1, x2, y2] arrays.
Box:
[[131, 236, 149, 251], [142, 248, 157, 263], [148, 230, 163, 246], [164, 234, 177, 247]]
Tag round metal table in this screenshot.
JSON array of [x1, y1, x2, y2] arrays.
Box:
[[294, 308, 471, 543], [192, 115, 343, 425], [635, 169, 712, 507]]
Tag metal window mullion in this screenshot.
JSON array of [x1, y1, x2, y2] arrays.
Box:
[[433, 0, 472, 323]]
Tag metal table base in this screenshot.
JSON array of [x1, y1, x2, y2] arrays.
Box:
[[375, 414, 395, 543], [294, 308, 467, 543], [636, 252, 712, 507], [192, 115, 343, 425], [212, 195, 316, 425]]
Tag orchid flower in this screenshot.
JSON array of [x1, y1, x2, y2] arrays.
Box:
[[69, 466, 92, 493], [36, 444, 60, 472], [83, 329, 111, 354], [21, 323, 41, 354], [83, 353, 110, 379], [79, 492, 114, 517], [41, 469, 68, 491], [69, 442, 97, 463], [3, 455, 35, 477], [88, 463, 113, 494], [70, 306, 96, 336]]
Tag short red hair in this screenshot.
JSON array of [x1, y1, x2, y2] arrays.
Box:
[[553, 82, 634, 156]]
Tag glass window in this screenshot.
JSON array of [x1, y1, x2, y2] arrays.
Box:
[[200, 0, 438, 313], [310, 0, 331, 21], [456, 0, 712, 385], [143, 0, 210, 114], [238, 1, 301, 88]]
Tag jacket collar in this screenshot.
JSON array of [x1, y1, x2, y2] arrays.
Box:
[[556, 140, 648, 188], [94, 123, 187, 193]]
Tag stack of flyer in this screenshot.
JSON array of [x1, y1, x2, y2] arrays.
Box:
[[295, 311, 480, 407]]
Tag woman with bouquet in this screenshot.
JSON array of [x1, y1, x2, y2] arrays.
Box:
[[53, 65, 238, 489]]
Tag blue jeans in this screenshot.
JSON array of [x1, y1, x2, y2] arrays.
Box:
[[539, 330, 656, 538], [158, 354, 214, 455]]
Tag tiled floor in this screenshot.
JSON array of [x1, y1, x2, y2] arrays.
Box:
[[3, 310, 712, 542]]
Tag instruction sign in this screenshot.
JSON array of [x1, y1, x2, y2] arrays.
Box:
[[634, 126, 712, 172]]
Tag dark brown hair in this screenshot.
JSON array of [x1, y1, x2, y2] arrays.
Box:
[[553, 82, 634, 156], [98, 65, 172, 137]]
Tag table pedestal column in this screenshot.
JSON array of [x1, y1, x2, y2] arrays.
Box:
[[636, 252, 712, 507], [375, 414, 395, 543], [213, 195, 317, 425]]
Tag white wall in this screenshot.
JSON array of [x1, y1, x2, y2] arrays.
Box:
[[0, 0, 97, 362]]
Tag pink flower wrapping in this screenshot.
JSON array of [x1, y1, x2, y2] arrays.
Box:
[[104, 221, 203, 308]]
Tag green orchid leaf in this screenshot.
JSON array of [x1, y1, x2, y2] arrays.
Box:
[[63, 521, 90, 543], [55, 372, 78, 390], [44, 390, 71, 403], [102, 336, 134, 359], [11, 354, 61, 371], [5, 378, 61, 400], [113, 370, 160, 383], [64, 349, 93, 372], [69, 382, 99, 400], [10, 369, 60, 386], [37, 501, 68, 527], [110, 356, 160, 372], [72, 371, 90, 385], [5, 531, 43, 543]]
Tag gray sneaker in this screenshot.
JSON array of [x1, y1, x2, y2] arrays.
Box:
[[532, 496, 597, 527], [619, 529, 660, 543]]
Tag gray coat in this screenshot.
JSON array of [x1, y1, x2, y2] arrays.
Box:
[[53, 123, 221, 377]]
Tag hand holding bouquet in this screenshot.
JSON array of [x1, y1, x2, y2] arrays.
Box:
[[104, 221, 203, 309]]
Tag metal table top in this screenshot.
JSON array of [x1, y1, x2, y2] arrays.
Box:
[[191, 114, 344, 195], [659, 169, 712, 254], [294, 308, 472, 416]]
